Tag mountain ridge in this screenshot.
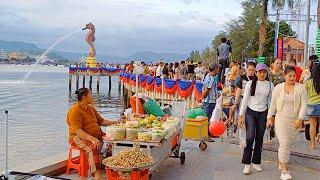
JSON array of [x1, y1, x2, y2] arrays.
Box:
[[0, 40, 188, 62]]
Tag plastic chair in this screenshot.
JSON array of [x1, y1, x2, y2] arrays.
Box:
[[66, 146, 88, 177]]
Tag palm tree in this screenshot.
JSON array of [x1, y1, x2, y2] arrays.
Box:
[[258, 0, 295, 57], [258, 0, 268, 56], [271, 0, 294, 10]]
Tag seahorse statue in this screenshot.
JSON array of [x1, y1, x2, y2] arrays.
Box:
[[82, 23, 96, 57]]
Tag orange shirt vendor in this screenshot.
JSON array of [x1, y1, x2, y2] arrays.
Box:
[[66, 87, 118, 180]]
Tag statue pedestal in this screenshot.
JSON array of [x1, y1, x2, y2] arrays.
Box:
[[86, 56, 97, 68]]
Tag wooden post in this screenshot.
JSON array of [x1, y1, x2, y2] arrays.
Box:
[[161, 78, 164, 107], [118, 78, 121, 95], [97, 75, 100, 93], [123, 86, 128, 109], [82, 76, 86, 88], [76, 75, 79, 91], [122, 82, 125, 97], [108, 76, 112, 94], [89, 76, 93, 91], [191, 90, 195, 108], [68, 75, 72, 92], [135, 74, 139, 114]]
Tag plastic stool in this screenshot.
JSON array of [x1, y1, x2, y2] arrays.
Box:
[[66, 146, 88, 177], [106, 168, 150, 180]]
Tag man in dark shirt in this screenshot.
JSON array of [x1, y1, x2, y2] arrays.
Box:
[[217, 38, 232, 85], [187, 60, 196, 80]]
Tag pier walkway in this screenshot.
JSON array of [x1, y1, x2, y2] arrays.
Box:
[[61, 140, 320, 180]]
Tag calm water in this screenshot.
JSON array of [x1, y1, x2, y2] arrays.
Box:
[[0, 64, 123, 171]]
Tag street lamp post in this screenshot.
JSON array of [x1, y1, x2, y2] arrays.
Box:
[[303, 0, 311, 67]]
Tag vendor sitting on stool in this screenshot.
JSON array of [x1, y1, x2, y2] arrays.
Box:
[[66, 87, 121, 180]]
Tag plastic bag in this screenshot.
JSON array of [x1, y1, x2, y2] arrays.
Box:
[[143, 99, 165, 117], [238, 127, 246, 149], [210, 97, 226, 122], [186, 108, 207, 119]]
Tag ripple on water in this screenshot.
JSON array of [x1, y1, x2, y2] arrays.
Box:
[[0, 66, 123, 171]]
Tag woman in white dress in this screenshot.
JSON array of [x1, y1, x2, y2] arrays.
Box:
[[267, 66, 308, 180]]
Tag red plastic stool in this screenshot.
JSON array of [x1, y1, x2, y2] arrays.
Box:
[[66, 146, 89, 177], [106, 168, 150, 180]]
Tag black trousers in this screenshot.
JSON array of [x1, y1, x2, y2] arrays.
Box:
[[242, 108, 267, 165], [218, 58, 229, 84]]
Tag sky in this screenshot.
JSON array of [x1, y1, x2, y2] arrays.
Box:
[[0, 0, 242, 57], [0, 0, 317, 57]]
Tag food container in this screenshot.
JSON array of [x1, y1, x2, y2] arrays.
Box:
[[151, 131, 165, 141], [126, 128, 139, 140], [138, 131, 152, 141], [125, 121, 139, 127], [106, 126, 126, 140]]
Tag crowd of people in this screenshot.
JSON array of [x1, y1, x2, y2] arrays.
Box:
[[123, 60, 208, 81], [202, 55, 319, 180], [67, 39, 319, 179], [122, 53, 320, 180], [72, 62, 121, 68]]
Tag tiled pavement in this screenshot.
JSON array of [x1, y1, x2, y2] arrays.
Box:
[[62, 140, 320, 180], [151, 141, 320, 180]]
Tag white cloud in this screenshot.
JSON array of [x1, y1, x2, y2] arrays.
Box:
[[180, 0, 201, 5], [0, 0, 242, 56]]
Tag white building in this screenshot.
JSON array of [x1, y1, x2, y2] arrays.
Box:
[[0, 49, 8, 59]]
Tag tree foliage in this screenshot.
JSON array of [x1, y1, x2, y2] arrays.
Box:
[[187, 0, 295, 63]]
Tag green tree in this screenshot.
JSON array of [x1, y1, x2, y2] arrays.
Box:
[[188, 50, 201, 62], [271, 0, 294, 10], [188, 0, 296, 63], [201, 46, 215, 62], [265, 20, 296, 60], [258, 0, 268, 56]]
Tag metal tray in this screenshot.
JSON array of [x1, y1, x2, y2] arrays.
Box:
[[102, 157, 157, 171]]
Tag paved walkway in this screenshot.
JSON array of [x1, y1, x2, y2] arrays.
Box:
[[151, 141, 320, 180], [62, 140, 320, 180]]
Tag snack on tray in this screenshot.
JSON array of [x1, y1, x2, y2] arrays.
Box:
[[103, 149, 155, 169], [106, 125, 126, 140], [138, 131, 152, 141], [125, 121, 139, 127], [151, 131, 165, 141], [126, 128, 139, 140]]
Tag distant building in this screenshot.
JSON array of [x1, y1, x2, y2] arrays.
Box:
[[9, 52, 28, 60], [0, 49, 8, 59], [283, 37, 304, 63]]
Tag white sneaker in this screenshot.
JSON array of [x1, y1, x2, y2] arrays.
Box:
[[280, 171, 292, 180], [243, 165, 251, 175], [252, 163, 262, 172]]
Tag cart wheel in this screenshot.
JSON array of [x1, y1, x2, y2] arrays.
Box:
[[174, 149, 180, 158], [180, 152, 186, 165], [199, 142, 207, 150]]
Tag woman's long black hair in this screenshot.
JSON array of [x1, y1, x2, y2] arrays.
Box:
[[250, 69, 268, 96], [284, 65, 296, 75], [311, 63, 320, 94], [245, 61, 258, 96]]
